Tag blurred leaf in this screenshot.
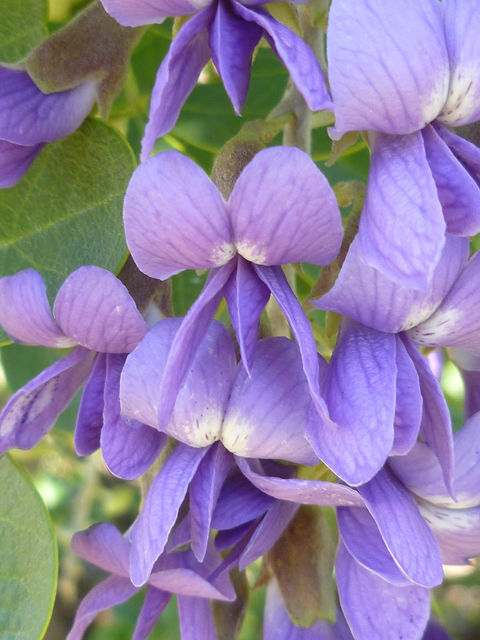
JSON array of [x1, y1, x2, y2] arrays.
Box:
[[0, 344, 80, 432], [0, 118, 136, 345], [0, 0, 47, 62], [172, 270, 208, 317], [0, 454, 57, 639]]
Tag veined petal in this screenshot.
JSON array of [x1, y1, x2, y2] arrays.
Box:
[[418, 500, 480, 566], [253, 265, 331, 423], [224, 256, 270, 374], [222, 338, 318, 465], [402, 336, 455, 495], [66, 575, 139, 640], [307, 319, 396, 486], [99, 0, 205, 26], [337, 507, 412, 586], [130, 444, 209, 586], [358, 467, 443, 588], [54, 266, 147, 353], [239, 500, 298, 569], [0, 66, 97, 146], [435, 124, 480, 185], [102, 354, 167, 480], [409, 250, 480, 352], [336, 541, 430, 640], [358, 131, 446, 290], [74, 352, 107, 456], [229, 147, 343, 266], [0, 347, 93, 455], [0, 269, 74, 348], [391, 335, 422, 456], [327, 0, 449, 134], [189, 443, 233, 561], [141, 8, 215, 159], [124, 151, 234, 279], [178, 596, 216, 640], [209, 0, 262, 114], [438, 0, 480, 126], [422, 124, 480, 235], [71, 523, 130, 577], [236, 457, 365, 507], [231, 2, 332, 111], [317, 235, 469, 334], [0, 139, 43, 188], [132, 587, 171, 640]]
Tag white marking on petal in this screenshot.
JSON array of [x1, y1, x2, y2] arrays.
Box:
[[210, 242, 236, 266], [408, 308, 461, 346], [235, 240, 267, 265], [189, 0, 213, 9], [420, 73, 450, 125], [168, 408, 223, 448], [220, 414, 252, 455], [438, 68, 479, 126]]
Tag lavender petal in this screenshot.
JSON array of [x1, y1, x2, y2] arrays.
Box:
[[0, 140, 43, 188], [132, 587, 171, 640], [391, 335, 422, 456], [74, 352, 107, 456], [71, 522, 130, 577]]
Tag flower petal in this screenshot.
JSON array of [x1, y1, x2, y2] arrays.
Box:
[[0, 66, 97, 146], [418, 500, 480, 566], [232, 3, 332, 112], [437, 0, 480, 126], [336, 541, 430, 640], [317, 234, 469, 333], [66, 575, 139, 640], [125, 151, 233, 280], [189, 443, 233, 561], [130, 444, 209, 586], [178, 596, 216, 640], [307, 319, 396, 486], [132, 587, 171, 640], [236, 457, 365, 507], [409, 249, 480, 352], [401, 336, 455, 495], [209, 0, 262, 114], [71, 522, 130, 577], [337, 507, 411, 586], [0, 269, 74, 348], [224, 256, 270, 374], [99, 0, 202, 25], [229, 147, 343, 267], [358, 131, 446, 290], [222, 337, 318, 464], [74, 352, 107, 456], [54, 266, 147, 353], [423, 621, 453, 640], [0, 140, 43, 188], [327, 0, 448, 134], [0, 347, 93, 455], [358, 467, 443, 588], [239, 500, 298, 569], [141, 8, 215, 159], [102, 354, 167, 480], [391, 335, 422, 456]]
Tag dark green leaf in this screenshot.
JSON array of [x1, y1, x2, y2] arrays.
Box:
[[0, 0, 47, 62], [0, 454, 57, 639], [0, 118, 135, 345]]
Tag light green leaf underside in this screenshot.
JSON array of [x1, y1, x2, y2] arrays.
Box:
[[0, 454, 57, 640], [0, 0, 47, 63], [0, 118, 135, 345]]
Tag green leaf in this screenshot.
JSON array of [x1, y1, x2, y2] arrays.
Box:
[[0, 0, 47, 63], [0, 454, 57, 639], [0, 118, 136, 345]]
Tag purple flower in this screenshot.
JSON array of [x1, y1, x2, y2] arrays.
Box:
[[0, 66, 97, 188], [0, 267, 165, 479], [327, 0, 480, 289], [100, 0, 332, 159], [119, 318, 362, 585], [66, 522, 235, 640], [124, 146, 343, 431]]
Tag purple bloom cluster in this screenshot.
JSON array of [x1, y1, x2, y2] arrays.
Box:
[[3, 0, 480, 638]]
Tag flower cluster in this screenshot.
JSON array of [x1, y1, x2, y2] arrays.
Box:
[[2, 0, 480, 638]]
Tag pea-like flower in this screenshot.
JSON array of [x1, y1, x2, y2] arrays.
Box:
[[100, 0, 332, 159]]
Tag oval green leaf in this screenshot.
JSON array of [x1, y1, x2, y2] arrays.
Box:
[[0, 454, 57, 639], [0, 118, 136, 345], [0, 0, 47, 63]]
